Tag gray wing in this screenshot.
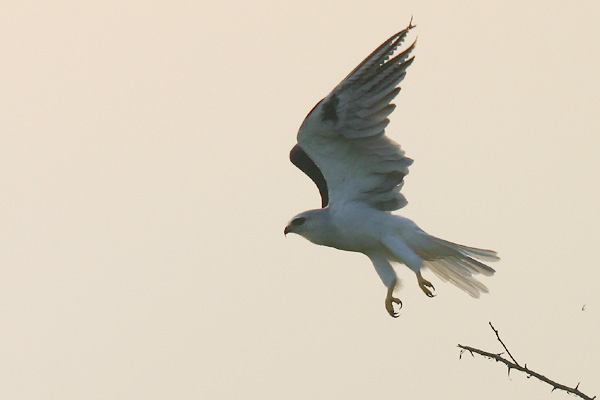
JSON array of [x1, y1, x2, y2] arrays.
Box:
[[294, 21, 416, 211]]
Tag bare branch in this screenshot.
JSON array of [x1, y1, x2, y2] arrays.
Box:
[[457, 322, 596, 400]]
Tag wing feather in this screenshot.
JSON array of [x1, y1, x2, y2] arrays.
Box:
[[292, 21, 416, 211]]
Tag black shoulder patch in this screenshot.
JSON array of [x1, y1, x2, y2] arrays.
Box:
[[289, 144, 329, 208], [321, 94, 339, 123]]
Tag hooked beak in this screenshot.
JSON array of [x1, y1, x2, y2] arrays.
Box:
[[284, 225, 291, 236]]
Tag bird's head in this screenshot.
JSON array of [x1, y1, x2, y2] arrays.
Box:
[[284, 209, 330, 244], [284, 212, 310, 236]]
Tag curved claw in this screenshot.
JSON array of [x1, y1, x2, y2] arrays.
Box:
[[417, 275, 436, 298], [385, 296, 403, 318]]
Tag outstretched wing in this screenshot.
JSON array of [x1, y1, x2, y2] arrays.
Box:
[[291, 22, 416, 211]]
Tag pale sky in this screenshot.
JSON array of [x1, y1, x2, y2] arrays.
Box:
[[2, 1, 599, 399]]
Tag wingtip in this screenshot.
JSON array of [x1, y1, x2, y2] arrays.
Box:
[[391, 17, 416, 42], [408, 15, 416, 30]]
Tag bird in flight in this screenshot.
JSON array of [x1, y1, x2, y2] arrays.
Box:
[[284, 20, 499, 317]]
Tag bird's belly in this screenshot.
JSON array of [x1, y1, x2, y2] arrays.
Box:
[[326, 206, 387, 253], [328, 234, 381, 253]]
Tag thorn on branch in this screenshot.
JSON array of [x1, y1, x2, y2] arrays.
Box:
[[457, 322, 595, 400]]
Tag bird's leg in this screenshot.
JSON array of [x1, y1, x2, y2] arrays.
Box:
[[385, 280, 402, 318], [416, 271, 435, 297]]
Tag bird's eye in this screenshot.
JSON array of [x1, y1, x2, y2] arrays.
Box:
[[292, 217, 306, 226]]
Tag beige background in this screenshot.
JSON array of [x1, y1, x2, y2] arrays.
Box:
[[2, 1, 599, 399]]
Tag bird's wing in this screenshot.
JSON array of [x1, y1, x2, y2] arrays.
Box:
[[292, 22, 416, 211]]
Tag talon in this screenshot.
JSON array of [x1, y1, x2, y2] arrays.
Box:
[[385, 296, 402, 318], [420, 284, 436, 297], [417, 274, 436, 297]]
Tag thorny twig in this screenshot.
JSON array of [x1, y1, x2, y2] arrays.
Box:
[[457, 322, 595, 400], [488, 322, 519, 367]]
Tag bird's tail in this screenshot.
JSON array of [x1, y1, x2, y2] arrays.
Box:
[[421, 238, 499, 298]]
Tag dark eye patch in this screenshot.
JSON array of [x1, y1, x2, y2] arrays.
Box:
[[292, 217, 306, 226]]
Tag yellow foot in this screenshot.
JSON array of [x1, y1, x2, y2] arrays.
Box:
[[417, 274, 436, 298], [385, 294, 402, 318]]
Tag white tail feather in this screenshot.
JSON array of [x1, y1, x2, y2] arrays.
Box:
[[425, 257, 490, 298], [420, 238, 499, 297], [380, 218, 499, 298], [437, 239, 500, 262]]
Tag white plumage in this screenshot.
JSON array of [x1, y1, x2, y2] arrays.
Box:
[[284, 21, 499, 317]]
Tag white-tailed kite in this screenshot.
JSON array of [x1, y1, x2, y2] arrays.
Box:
[[284, 21, 499, 317]]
